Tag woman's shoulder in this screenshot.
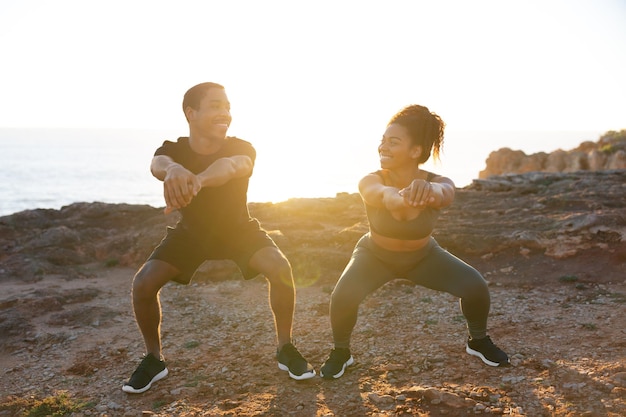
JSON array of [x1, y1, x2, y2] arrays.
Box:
[[372, 169, 389, 182], [358, 170, 388, 188], [423, 170, 437, 181]]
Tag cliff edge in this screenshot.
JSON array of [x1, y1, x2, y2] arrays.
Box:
[[479, 130, 626, 179]]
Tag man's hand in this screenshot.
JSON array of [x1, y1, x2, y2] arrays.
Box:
[[163, 165, 201, 214]]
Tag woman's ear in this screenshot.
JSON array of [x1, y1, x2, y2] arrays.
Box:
[[411, 145, 423, 160]]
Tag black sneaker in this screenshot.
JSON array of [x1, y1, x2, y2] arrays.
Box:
[[466, 336, 510, 367], [276, 343, 316, 380], [320, 347, 354, 379], [122, 353, 169, 393]]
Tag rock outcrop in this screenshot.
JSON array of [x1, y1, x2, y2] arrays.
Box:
[[1, 171, 624, 285], [479, 130, 626, 179]]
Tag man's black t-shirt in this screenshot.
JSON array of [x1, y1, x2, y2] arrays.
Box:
[[154, 136, 259, 239]]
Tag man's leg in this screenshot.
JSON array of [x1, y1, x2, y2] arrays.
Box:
[[249, 246, 315, 380], [131, 259, 180, 359], [248, 246, 294, 347], [122, 260, 180, 393]]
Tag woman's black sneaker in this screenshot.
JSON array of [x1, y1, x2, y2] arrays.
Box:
[[320, 348, 354, 379], [122, 353, 168, 393], [466, 336, 510, 367]]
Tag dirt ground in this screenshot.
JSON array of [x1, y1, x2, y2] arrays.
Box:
[[0, 259, 624, 417]]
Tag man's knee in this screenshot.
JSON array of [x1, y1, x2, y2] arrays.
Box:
[[254, 247, 292, 281], [132, 261, 176, 299]]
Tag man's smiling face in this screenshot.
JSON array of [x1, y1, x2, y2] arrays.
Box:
[[188, 87, 232, 141]]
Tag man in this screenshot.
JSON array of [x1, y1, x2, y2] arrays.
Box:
[[122, 82, 315, 394]]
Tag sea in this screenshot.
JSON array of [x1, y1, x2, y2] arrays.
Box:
[[0, 128, 604, 217]]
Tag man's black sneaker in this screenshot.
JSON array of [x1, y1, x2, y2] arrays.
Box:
[[122, 353, 168, 393], [276, 343, 316, 380], [466, 336, 510, 367], [320, 347, 354, 379]]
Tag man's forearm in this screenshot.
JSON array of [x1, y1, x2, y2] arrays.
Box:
[[197, 156, 252, 188], [151, 155, 181, 181]]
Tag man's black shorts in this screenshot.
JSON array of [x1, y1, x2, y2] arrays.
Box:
[[147, 221, 277, 284]]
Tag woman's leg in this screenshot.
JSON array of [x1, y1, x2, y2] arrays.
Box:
[[406, 244, 490, 339], [330, 243, 395, 348]]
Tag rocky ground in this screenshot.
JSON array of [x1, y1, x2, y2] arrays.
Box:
[[0, 171, 625, 416]]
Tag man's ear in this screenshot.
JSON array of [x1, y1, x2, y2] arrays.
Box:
[[184, 106, 195, 122]]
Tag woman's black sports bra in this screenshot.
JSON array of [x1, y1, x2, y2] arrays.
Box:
[[364, 170, 440, 240]]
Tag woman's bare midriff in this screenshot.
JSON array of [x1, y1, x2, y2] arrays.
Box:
[[370, 230, 431, 252]]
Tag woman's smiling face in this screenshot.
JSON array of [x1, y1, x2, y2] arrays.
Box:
[[378, 123, 421, 169]]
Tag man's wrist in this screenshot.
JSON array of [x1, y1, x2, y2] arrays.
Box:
[[164, 163, 181, 175]]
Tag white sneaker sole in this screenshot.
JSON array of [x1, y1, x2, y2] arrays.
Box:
[[122, 368, 169, 394], [278, 363, 316, 380], [466, 345, 505, 367]]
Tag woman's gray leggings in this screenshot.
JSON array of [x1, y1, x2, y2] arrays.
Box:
[[330, 234, 491, 348]]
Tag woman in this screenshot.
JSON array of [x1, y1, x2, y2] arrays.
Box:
[[320, 105, 509, 379]]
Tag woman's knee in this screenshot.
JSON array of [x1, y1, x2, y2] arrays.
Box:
[[461, 268, 490, 301], [330, 280, 364, 312], [330, 291, 355, 317]]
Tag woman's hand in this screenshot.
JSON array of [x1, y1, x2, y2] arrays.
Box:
[[400, 177, 454, 209], [400, 179, 436, 207]]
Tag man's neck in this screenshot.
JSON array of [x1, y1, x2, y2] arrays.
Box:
[[188, 134, 225, 155]]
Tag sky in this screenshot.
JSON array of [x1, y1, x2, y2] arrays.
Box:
[[0, 0, 625, 197]]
